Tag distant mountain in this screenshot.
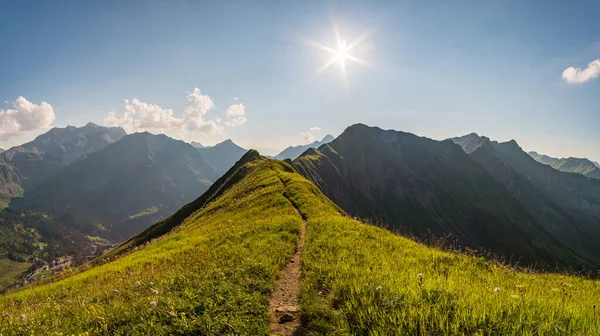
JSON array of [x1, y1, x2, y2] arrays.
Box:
[[528, 151, 600, 180], [0, 123, 126, 191], [274, 134, 334, 160], [196, 139, 247, 176], [450, 133, 600, 268], [190, 141, 206, 149], [14, 132, 222, 239], [0, 148, 4, 154], [294, 124, 591, 269], [595, 161, 600, 169]]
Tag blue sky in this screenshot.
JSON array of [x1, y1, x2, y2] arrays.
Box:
[[1, 0, 599, 160]]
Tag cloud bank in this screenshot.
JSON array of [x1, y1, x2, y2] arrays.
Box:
[[562, 58, 600, 84], [301, 126, 321, 143], [0, 97, 56, 145], [105, 88, 246, 137]]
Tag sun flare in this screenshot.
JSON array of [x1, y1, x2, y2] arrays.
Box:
[[299, 24, 372, 86]]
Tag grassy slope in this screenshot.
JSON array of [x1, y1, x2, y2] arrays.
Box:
[[0, 259, 31, 289], [0, 157, 302, 335], [1, 156, 599, 335]]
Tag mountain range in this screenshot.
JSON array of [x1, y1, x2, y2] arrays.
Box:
[[2, 121, 600, 290], [273, 134, 334, 160], [450, 132, 600, 268], [528, 151, 600, 180], [293, 125, 600, 270], [11, 133, 246, 239], [0, 123, 126, 193]]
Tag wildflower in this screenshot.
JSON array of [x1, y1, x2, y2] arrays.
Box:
[[4, 313, 11, 317], [219, 272, 225, 277], [417, 273, 423, 286], [375, 285, 383, 292], [113, 289, 119, 293], [136, 281, 142, 287], [150, 301, 157, 308], [20, 314, 26, 320], [168, 311, 177, 317], [152, 289, 159, 295], [494, 287, 500, 293]]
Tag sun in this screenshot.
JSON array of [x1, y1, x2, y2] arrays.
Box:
[[336, 40, 348, 63], [298, 24, 372, 86]]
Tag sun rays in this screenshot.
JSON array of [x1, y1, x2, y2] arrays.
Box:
[[297, 22, 373, 87]]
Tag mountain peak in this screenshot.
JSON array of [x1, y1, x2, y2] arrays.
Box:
[[190, 141, 205, 149]]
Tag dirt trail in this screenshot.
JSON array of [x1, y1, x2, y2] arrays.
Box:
[[268, 208, 306, 335]]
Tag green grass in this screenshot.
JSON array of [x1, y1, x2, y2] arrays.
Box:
[[1, 156, 600, 335], [278, 170, 600, 335], [0, 258, 31, 289]]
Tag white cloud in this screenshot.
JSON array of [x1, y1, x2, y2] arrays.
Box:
[[562, 58, 600, 84], [224, 103, 247, 127], [300, 126, 321, 143], [0, 96, 56, 145], [233, 97, 238, 100], [105, 88, 246, 137], [225, 103, 245, 117], [225, 117, 247, 126]]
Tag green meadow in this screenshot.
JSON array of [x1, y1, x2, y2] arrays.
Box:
[[1, 157, 599, 335]]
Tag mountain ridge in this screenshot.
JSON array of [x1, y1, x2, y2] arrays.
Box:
[[0, 123, 126, 191], [293, 124, 592, 269], [528, 151, 600, 180], [13, 132, 221, 239], [273, 134, 335, 160]]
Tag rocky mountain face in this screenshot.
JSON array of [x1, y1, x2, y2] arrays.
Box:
[[293, 124, 599, 270], [274, 134, 335, 160], [0, 123, 126, 191], [528, 151, 600, 180]]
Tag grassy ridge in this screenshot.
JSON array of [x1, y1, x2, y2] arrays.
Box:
[[0, 158, 301, 335], [275, 170, 600, 335], [1, 156, 599, 334]]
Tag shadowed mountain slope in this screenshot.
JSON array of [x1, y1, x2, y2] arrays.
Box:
[[450, 134, 600, 268], [196, 139, 247, 176], [13, 132, 220, 239], [294, 124, 596, 269]]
